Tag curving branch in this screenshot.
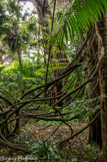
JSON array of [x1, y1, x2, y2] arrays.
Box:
[[0, 95, 12, 106], [58, 111, 101, 147]]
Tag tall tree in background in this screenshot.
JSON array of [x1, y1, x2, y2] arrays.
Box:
[[25, 0, 68, 106]]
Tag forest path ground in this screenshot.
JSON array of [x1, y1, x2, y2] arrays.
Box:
[[0, 121, 102, 161]]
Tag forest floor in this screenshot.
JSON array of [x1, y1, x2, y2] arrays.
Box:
[[0, 120, 102, 162]]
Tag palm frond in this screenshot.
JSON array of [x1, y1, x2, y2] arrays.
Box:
[[53, 0, 107, 44]]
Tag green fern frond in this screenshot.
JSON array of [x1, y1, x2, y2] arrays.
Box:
[[54, 0, 107, 43]]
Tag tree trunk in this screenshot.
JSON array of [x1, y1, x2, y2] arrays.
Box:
[[17, 45, 23, 70], [99, 10, 107, 161], [0, 54, 3, 64], [33, 0, 68, 106], [88, 29, 102, 147]]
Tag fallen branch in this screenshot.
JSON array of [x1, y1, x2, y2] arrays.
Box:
[[21, 113, 79, 122], [0, 138, 31, 154]]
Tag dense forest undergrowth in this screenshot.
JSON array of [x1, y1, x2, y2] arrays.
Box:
[[0, 0, 107, 161]]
